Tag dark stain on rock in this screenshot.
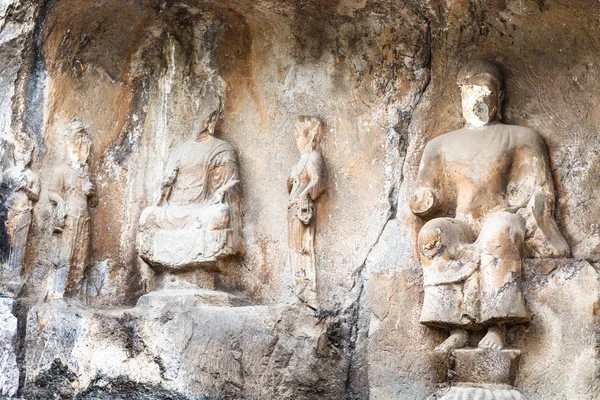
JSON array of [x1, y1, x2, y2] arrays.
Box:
[[23, 358, 77, 399], [76, 376, 191, 400]]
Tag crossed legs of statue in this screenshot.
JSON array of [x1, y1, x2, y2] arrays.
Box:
[[419, 212, 530, 352]]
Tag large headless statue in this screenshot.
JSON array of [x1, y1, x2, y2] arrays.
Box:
[[0, 147, 40, 288], [410, 60, 569, 352], [138, 104, 243, 276], [287, 116, 325, 305], [48, 121, 94, 298]]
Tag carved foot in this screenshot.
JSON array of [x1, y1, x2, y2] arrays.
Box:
[[435, 329, 469, 352], [478, 325, 505, 350]]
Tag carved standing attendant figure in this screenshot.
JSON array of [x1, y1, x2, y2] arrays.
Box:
[[138, 103, 243, 280], [410, 60, 569, 352], [48, 121, 94, 298], [1, 147, 40, 286], [288, 116, 325, 305]]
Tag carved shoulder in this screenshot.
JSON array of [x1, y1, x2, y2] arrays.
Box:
[[505, 124, 547, 151]]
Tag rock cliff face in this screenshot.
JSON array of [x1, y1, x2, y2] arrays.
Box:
[[0, 0, 598, 399]]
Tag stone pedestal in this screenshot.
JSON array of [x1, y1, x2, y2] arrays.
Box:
[[453, 348, 520, 385], [136, 288, 248, 308], [429, 348, 524, 399]]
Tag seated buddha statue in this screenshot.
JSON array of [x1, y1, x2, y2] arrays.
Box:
[[138, 105, 243, 273]]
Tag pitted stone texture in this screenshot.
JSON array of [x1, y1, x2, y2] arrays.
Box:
[[0, 298, 18, 398], [135, 288, 249, 308], [24, 300, 348, 399], [452, 348, 520, 386], [514, 260, 600, 399], [365, 216, 600, 398]]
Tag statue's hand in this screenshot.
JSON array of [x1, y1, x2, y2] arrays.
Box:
[[410, 188, 436, 217], [212, 188, 226, 204], [161, 167, 177, 188]]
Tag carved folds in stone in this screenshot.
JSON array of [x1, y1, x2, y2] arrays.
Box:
[[411, 59, 569, 394], [137, 104, 244, 275], [0, 146, 40, 294], [46, 120, 94, 299], [287, 116, 325, 305]]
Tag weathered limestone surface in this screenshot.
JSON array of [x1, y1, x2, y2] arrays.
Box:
[[0, 0, 597, 399], [360, 1, 600, 399], [24, 300, 348, 399], [365, 217, 600, 398], [0, 298, 19, 398]]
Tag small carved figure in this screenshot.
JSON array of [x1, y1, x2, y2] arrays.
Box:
[[410, 60, 569, 352], [48, 120, 94, 298], [0, 147, 40, 282], [138, 103, 243, 273], [287, 116, 325, 305]]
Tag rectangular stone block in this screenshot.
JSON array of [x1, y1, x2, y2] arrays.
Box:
[[452, 348, 520, 386]]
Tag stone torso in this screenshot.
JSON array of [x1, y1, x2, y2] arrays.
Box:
[[55, 164, 91, 218], [289, 150, 321, 201], [3, 168, 37, 213], [167, 136, 235, 206], [431, 123, 543, 229]]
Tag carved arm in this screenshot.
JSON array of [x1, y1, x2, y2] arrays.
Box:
[[410, 142, 443, 219], [20, 173, 40, 202], [212, 178, 239, 204], [528, 191, 570, 257], [156, 165, 178, 206]]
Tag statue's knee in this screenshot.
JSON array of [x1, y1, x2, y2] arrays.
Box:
[[203, 204, 231, 230], [479, 212, 525, 250]]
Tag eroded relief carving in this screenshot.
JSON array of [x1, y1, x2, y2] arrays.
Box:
[[46, 121, 94, 299], [0, 147, 40, 291], [411, 60, 569, 353], [287, 116, 325, 305], [138, 102, 243, 278]]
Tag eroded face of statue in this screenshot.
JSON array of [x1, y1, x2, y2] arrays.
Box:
[[67, 129, 91, 168], [294, 121, 314, 151], [460, 84, 500, 128]]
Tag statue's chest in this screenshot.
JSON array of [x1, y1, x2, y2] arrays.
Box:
[[63, 172, 87, 197], [442, 134, 512, 183]]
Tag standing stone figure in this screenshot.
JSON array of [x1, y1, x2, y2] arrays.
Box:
[[410, 59, 569, 352], [0, 147, 40, 285], [47, 120, 94, 298], [138, 104, 243, 277], [287, 116, 325, 305]]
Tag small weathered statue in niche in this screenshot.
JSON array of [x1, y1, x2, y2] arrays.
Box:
[[48, 120, 94, 298], [0, 147, 40, 284], [410, 59, 569, 352], [287, 116, 325, 305], [138, 102, 243, 274]]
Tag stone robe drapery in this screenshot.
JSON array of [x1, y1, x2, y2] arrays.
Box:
[[1, 167, 39, 278], [143, 136, 240, 231], [49, 164, 92, 292], [414, 122, 568, 329], [287, 149, 324, 301], [138, 135, 243, 271]]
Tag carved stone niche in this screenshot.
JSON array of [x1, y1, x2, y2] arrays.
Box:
[[137, 96, 245, 305], [411, 59, 569, 398]]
